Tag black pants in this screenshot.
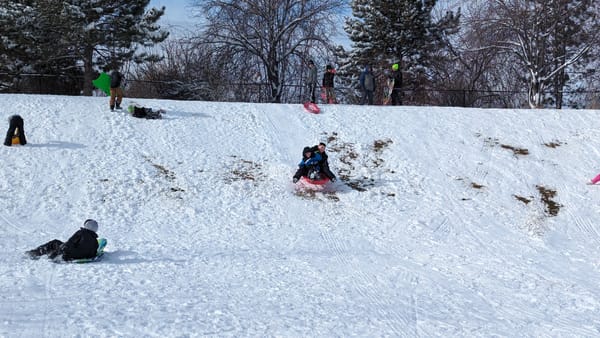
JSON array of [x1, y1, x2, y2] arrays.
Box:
[[391, 89, 402, 106], [361, 90, 374, 105], [308, 84, 316, 103], [4, 115, 27, 146], [294, 166, 321, 180], [28, 239, 64, 259]]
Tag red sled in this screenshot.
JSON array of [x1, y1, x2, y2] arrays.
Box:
[[303, 102, 320, 114], [299, 176, 330, 186]]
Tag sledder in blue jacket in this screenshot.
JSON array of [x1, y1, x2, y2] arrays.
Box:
[[293, 147, 322, 182]]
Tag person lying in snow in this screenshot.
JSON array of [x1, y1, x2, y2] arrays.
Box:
[[128, 105, 163, 119], [293, 146, 322, 183], [25, 219, 99, 261]]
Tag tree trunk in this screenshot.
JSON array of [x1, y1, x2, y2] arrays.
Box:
[[82, 45, 94, 96], [528, 76, 544, 109], [267, 63, 281, 103]]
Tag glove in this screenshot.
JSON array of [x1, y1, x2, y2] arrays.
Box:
[[331, 177, 337, 182], [293, 177, 299, 183]]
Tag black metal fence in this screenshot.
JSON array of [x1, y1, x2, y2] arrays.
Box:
[[2, 73, 599, 108]]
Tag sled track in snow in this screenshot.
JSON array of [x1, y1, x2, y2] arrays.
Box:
[[317, 228, 413, 336], [565, 206, 600, 246]]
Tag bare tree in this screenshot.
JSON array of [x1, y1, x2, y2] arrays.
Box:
[[477, 0, 599, 108], [191, 0, 345, 103], [440, 2, 526, 108]]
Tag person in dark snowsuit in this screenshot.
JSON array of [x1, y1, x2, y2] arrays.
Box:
[[359, 65, 375, 105], [109, 70, 124, 111], [390, 63, 403, 106], [4, 115, 27, 146], [310, 142, 336, 182], [293, 147, 322, 183], [26, 219, 99, 261], [322, 65, 336, 104]]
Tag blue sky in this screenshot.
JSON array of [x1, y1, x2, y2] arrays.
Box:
[[147, 0, 351, 45], [149, 0, 196, 28]]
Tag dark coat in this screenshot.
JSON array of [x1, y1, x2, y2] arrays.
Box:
[[110, 71, 122, 89], [4, 115, 26, 146], [310, 145, 336, 180], [392, 70, 402, 88], [359, 66, 375, 91], [307, 64, 318, 86], [62, 228, 99, 260], [322, 71, 335, 88]]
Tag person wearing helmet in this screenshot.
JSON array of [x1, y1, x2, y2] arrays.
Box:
[[25, 219, 100, 261], [390, 63, 403, 105], [293, 146, 323, 183]]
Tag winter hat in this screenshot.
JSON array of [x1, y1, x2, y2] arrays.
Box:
[[303, 146, 312, 155], [83, 219, 98, 232], [392, 63, 399, 71], [326, 64, 332, 70]]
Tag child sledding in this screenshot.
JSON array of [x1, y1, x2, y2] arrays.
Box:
[[292, 143, 337, 187]]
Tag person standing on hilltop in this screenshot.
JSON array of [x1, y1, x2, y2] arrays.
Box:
[[322, 65, 337, 104], [109, 69, 124, 111]]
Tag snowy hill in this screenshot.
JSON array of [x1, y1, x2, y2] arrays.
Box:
[[2, 94, 600, 336]]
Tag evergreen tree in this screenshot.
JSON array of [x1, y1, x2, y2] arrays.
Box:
[[1, 0, 168, 95], [343, 0, 459, 103], [53, 0, 169, 95], [0, 1, 79, 93]]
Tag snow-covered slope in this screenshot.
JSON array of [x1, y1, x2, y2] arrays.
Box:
[[2, 94, 600, 336]]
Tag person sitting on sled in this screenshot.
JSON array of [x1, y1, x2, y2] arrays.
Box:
[[311, 142, 337, 182], [293, 146, 322, 183], [25, 219, 99, 261]]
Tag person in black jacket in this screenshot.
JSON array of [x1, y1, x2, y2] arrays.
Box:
[[3, 114, 27, 146], [109, 69, 124, 111], [311, 142, 337, 182], [26, 219, 99, 261], [390, 63, 403, 106], [322, 65, 336, 104]]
